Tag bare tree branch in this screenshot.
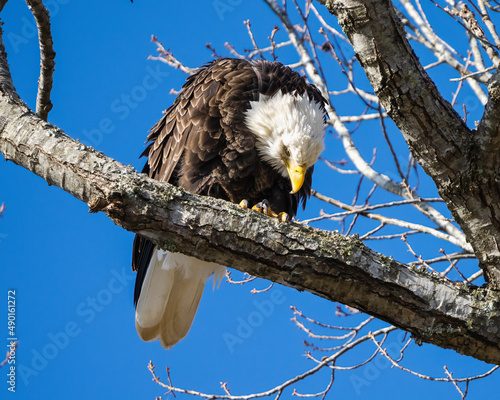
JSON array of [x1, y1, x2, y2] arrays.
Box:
[[148, 327, 397, 400], [148, 35, 199, 74], [25, 0, 55, 121], [308, 190, 465, 247]]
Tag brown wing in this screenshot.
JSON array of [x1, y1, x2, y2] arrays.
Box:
[[132, 59, 255, 305], [142, 65, 223, 184]]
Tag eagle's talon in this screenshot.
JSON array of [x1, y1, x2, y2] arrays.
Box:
[[251, 203, 262, 213], [247, 199, 289, 220], [261, 200, 270, 216], [239, 199, 249, 210], [278, 212, 290, 222], [252, 200, 271, 216]]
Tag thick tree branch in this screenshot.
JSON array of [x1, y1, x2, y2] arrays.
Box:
[[1, 78, 500, 365], [25, 0, 55, 121], [321, 0, 500, 288]]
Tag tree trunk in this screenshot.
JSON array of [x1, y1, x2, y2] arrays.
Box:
[[322, 0, 500, 288]]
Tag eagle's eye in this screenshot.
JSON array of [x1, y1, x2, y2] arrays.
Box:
[[283, 146, 291, 157]]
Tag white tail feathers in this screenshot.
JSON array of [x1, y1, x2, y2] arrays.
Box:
[[135, 248, 226, 349]]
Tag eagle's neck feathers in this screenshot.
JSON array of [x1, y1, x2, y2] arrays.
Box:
[[244, 91, 325, 178]]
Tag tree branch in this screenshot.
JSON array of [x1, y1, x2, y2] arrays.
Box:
[[478, 70, 500, 167], [25, 0, 55, 121]]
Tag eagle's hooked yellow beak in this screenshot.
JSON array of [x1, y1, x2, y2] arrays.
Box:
[[285, 160, 307, 194]]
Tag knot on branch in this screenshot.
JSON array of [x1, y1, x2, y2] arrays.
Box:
[[88, 195, 124, 218], [88, 197, 110, 213]]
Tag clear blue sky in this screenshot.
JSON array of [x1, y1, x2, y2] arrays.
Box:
[[0, 1, 497, 399]]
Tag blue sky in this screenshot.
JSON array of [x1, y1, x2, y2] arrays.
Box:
[[0, 1, 498, 399]]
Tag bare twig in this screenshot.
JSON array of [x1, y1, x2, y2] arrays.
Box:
[[0, 341, 17, 369], [148, 327, 397, 399], [439, 248, 469, 282], [149, 35, 198, 74], [244, 20, 264, 59], [449, 65, 496, 81], [225, 271, 257, 285], [308, 191, 466, 249], [251, 282, 274, 294], [268, 26, 280, 61], [369, 332, 499, 383]]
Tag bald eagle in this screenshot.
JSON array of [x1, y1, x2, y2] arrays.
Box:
[[132, 58, 327, 349]]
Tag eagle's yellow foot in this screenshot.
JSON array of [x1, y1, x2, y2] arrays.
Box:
[[277, 212, 290, 222], [239, 199, 249, 210], [252, 199, 275, 217], [240, 199, 290, 222]]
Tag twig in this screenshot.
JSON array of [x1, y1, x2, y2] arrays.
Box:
[[225, 271, 257, 285], [244, 20, 264, 59], [148, 327, 397, 399], [221, 382, 231, 396], [359, 222, 386, 239], [0, 341, 17, 369], [408, 252, 476, 266], [309, 2, 348, 43], [449, 65, 496, 81], [251, 282, 274, 294], [206, 43, 221, 58], [363, 230, 420, 241], [268, 26, 280, 61], [439, 249, 469, 282], [444, 365, 467, 399], [378, 103, 405, 180], [290, 306, 366, 331], [451, 51, 472, 106], [225, 42, 247, 59], [307, 191, 464, 248], [369, 333, 500, 382], [401, 234, 437, 274], [149, 35, 198, 74]]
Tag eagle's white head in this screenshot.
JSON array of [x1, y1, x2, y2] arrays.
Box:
[[245, 91, 326, 193]]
